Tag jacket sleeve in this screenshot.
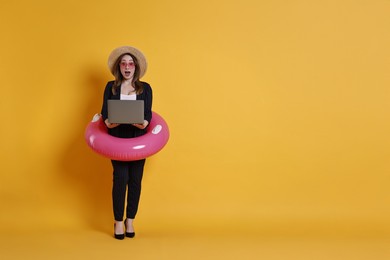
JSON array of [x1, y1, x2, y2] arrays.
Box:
[[143, 82, 153, 125], [101, 81, 113, 122]]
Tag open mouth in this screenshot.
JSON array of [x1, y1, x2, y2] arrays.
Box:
[[125, 71, 131, 77]]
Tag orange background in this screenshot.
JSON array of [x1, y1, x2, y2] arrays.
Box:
[[0, 0, 389, 259]]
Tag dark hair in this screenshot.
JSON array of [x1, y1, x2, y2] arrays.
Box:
[[111, 53, 144, 95]]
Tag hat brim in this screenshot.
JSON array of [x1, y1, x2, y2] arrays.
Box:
[[107, 46, 147, 78]]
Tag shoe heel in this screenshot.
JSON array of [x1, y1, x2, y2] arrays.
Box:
[[125, 219, 136, 238], [114, 223, 125, 240]]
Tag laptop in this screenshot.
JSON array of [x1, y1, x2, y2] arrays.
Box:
[[107, 100, 144, 124]]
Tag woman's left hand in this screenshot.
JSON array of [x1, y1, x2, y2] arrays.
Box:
[[132, 120, 149, 129]]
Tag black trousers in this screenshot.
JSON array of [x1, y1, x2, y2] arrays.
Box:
[[111, 159, 146, 221]]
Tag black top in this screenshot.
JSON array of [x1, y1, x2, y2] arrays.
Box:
[[101, 81, 153, 138]]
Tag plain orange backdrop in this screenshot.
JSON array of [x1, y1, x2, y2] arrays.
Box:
[[0, 0, 389, 259]]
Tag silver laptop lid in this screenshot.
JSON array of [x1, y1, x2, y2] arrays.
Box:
[[107, 100, 144, 124]]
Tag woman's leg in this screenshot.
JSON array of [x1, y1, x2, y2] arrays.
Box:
[[111, 160, 130, 221], [126, 159, 146, 219]]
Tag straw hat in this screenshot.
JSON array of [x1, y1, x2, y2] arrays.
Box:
[[107, 46, 148, 78]]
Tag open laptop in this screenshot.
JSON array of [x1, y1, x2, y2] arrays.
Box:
[[107, 100, 144, 124]]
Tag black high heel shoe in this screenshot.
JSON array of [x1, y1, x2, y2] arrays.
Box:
[[124, 219, 135, 238], [114, 223, 125, 240]]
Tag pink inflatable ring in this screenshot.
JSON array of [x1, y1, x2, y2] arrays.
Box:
[[85, 112, 169, 161]]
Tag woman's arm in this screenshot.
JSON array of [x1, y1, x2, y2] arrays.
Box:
[[133, 82, 153, 129], [101, 81, 119, 128], [101, 82, 111, 121]]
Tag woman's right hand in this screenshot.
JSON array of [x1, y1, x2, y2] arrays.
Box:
[[105, 119, 120, 129]]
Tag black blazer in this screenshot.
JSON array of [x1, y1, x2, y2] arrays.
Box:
[[101, 81, 153, 138]]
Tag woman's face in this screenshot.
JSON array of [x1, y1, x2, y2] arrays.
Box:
[[119, 54, 136, 80]]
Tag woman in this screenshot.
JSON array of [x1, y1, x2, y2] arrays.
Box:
[[100, 46, 152, 240]]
